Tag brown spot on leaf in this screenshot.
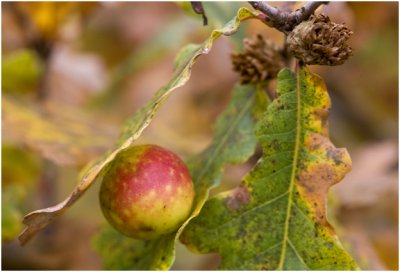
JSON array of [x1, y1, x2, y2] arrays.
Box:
[[313, 108, 329, 123], [305, 132, 326, 151], [225, 184, 251, 211], [326, 148, 347, 166]]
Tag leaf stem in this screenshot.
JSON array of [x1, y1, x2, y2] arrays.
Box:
[[248, 1, 328, 32], [191, 2, 208, 26]]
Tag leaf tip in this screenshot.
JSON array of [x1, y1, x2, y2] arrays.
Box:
[[17, 208, 61, 246]]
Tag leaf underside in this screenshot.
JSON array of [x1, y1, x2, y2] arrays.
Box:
[[93, 83, 267, 269], [180, 67, 358, 270]]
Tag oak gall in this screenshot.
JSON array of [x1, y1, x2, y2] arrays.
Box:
[[99, 145, 195, 240]]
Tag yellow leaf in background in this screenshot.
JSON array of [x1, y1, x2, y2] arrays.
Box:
[[17, 2, 97, 40], [2, 95, 117, 167]]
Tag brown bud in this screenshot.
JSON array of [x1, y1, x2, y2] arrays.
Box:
[[286, 14, 353, 66], [231, 35, 285, 84]]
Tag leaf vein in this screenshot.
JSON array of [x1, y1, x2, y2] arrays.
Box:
[[194, 91, 255, 185], [238, 241, 283, 269], [288, 238, 310, 269], [210, 190, 289, 234], [261, 128, 296, 138]]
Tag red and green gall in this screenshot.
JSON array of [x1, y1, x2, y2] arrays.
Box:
[[99, 145, 195, 240]]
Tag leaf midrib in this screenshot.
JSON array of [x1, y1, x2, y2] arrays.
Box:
[[277, 68, 302, 270], [192, 90, 255, 190], [177, 89, 256, 234]]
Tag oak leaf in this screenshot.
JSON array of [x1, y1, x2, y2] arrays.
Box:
[[181, 67, 358, 270]]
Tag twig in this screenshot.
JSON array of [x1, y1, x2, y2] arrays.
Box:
[[191, 2, 208, 26], [248, 1, 328, 32], [250, 1, 279, 18], [281, 2, 296, 13], [294, 1, 328, 23]]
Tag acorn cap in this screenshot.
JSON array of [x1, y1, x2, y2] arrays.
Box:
[[286, 14, 353, 66], [231, 34, 285, 84]]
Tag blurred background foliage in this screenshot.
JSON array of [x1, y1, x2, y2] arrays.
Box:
[[1, 2, 398, 270]]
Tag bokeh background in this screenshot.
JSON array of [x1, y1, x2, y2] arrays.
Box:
[[2, 2, 398, 270]]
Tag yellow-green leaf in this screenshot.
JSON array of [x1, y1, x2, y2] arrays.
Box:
[[18, 7, 263, 246], [2, 185, 26, 242], [2, 145, 41, 241], [202, 2, 248, 49], [2, 144, 42, 187], [2, 49, 43, 94], [181, 67, 359, 270]]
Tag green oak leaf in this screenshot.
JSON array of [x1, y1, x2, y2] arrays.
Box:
[[19, 7, 263, 246], [93, 83, 268, 270], [180, 67, 359, 270], [93, 226, 176, 270]]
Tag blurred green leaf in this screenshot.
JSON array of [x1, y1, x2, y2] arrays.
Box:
[[2, 145, 41, 241], [2, 145, 42, 187], [2, 184, 28, 243], [2, 185, 26, 242], [2, 49, 44, 94], [181, 67, 358, 270], [185, 84, 267, 222]]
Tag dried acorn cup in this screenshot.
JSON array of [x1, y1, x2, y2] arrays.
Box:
[[99, 145, 195, 240], [231, 34, 285, 84], [286, 14, 353, 65]]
